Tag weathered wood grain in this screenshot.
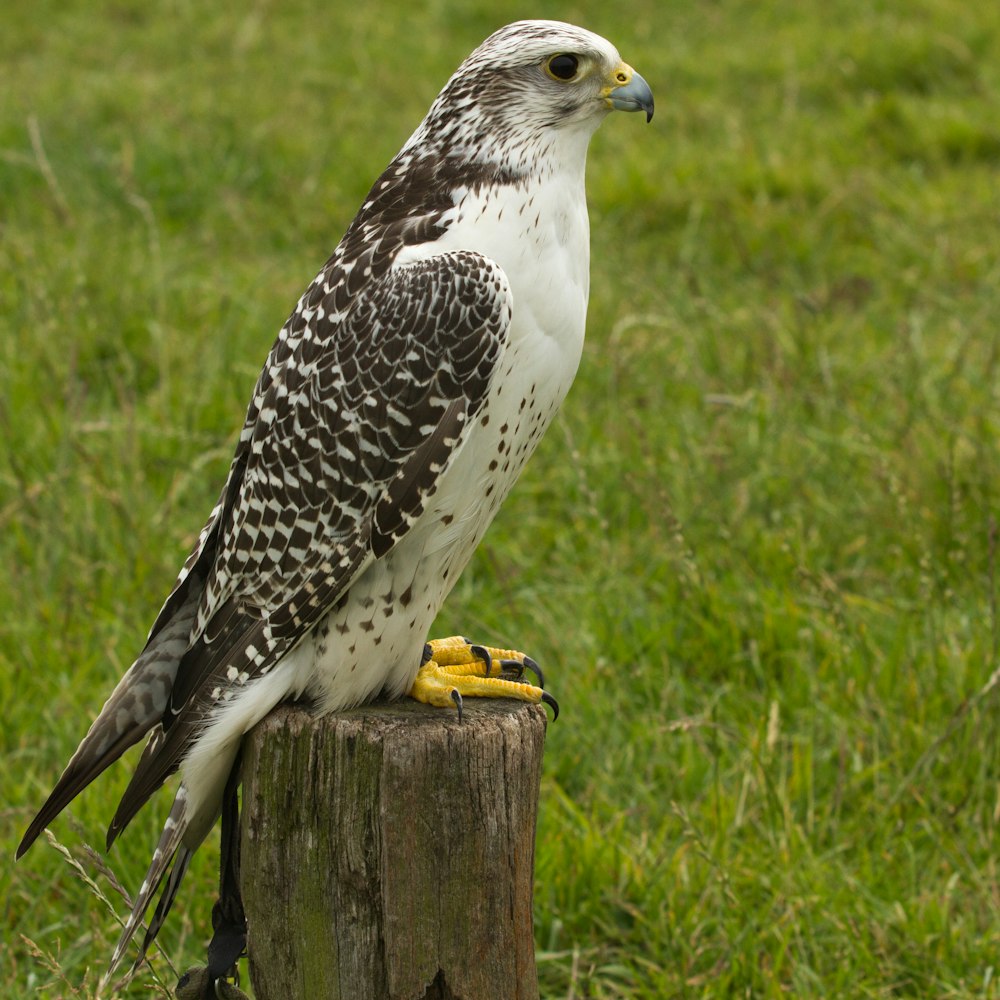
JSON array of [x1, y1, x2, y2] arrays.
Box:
[[240, 699, 547, 1000]]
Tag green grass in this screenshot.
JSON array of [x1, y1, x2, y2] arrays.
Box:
[[3, 0, 1000, 996]]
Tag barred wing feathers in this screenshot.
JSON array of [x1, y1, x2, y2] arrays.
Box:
[[106, 249, 513, 846]]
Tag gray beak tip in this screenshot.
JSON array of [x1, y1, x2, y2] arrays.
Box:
[[609, 69, 655, 123]]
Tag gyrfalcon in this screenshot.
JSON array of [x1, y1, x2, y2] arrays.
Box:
[[18, 18, 653, 992]]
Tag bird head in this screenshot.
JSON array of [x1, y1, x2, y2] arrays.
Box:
[[410, 20, 653, 163]]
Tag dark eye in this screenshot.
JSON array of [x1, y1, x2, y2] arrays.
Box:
[[546, 54, 579, 81]]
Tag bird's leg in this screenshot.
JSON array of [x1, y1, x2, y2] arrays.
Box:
[[206, 756, 248, 994], [175, 757, 250, 1000], [408, 635, 559, 721]]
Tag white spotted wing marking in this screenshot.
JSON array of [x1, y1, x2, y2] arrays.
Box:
[[104, 250, 513, 849]]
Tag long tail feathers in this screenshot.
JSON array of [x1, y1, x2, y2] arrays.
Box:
[[136, 846, 194, 974], [17, 598, 197, 861], [17, 725, 146, 860], [101, 785, 190, 991]]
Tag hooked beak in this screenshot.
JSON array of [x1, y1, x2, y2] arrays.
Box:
[[606, 64, 654, 123]]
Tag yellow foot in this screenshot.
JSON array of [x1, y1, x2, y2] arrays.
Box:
[[408, 635, 558, 721]]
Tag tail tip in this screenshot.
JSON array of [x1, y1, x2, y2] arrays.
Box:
[[15, 824, 42, 861]]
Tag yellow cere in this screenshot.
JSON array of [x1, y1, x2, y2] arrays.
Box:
[[602, 62, 635, 98]]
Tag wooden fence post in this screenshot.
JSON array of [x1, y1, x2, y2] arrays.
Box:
[[239, 699, 547, 999]]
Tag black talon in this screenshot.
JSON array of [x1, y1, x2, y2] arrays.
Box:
[[451, 688, 463, 723], [469, 644, 493, 678], [421, 642, 433, 666], [499, 658, 525, 679], [540, 691, 559, 720], [522, 656, 544, 688]]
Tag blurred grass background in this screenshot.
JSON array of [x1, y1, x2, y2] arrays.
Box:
[[3, 0, 1000, 996]]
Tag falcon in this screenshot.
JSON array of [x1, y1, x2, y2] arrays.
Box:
[[18, 18, 653, 992]]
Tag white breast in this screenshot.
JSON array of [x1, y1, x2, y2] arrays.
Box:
[[210, 164, 594, 726], [404, 166, 592, 543]]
